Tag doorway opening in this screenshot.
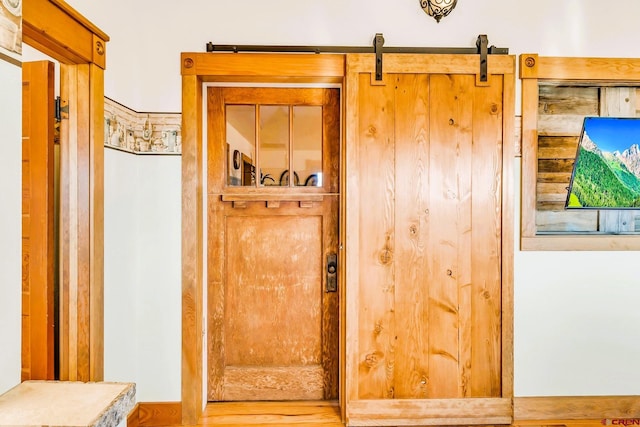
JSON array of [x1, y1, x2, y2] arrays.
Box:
[[21, 0, 108, 383]]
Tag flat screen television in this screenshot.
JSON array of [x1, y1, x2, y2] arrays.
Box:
[[566, 116, 640, 209]]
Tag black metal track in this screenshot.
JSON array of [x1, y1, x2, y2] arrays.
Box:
[[205, 34, 508, 82], [205, 34, 508, 55]]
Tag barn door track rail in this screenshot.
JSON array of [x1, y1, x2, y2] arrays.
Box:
[[205, 34, 508, 82]]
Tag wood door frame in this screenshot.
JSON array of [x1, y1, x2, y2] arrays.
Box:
[[23, 0, 108, 381], [180, 53, 346, 425], [343, 54, 515, 426]]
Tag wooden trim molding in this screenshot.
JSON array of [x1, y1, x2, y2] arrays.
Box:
[[127, 404, 140, 427], [127, 403, 182, 427], [23, 0, 108, 68], [348, 398, 513, 426], [514, 396, 640, 422], [181, 73, 203, 426]]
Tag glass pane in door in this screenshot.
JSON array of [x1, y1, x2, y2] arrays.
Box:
[[226, 105, 256, 186], [293, 106, 322, 187], [260, 105, 290, 186]]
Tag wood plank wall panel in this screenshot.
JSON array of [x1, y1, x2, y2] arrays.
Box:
[[536, 86, 601, 231], [535, 84, 640, 233]]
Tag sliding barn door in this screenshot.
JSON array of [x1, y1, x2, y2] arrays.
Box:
[[344, 54, 515, 426]]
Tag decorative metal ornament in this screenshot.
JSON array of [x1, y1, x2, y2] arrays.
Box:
[[420, 0, 457, 23]]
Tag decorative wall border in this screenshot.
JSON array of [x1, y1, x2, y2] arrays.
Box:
[[0, 0, 22, 61], [104, 97, 181, 155]]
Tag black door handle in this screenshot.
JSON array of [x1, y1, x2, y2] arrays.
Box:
[[326, 253, 337, 292]]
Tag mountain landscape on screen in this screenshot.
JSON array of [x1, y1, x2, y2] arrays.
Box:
[[566, 117, 640, 209]]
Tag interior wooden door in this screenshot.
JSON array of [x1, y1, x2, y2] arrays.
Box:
[[345, 54, 515, 426], [207, 87, 340, 401], [22, 60, 55, 381]]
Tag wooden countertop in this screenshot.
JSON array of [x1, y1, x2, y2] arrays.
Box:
[[0, 381, 135, 427]]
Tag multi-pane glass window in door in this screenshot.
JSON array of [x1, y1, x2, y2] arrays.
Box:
[[225, 104, 323, 188]]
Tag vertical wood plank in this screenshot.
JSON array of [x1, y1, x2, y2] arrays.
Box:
[[471, 75, 503, 397], [393, 74, 431, 399], [426, 74, 466, 399], [207, 87, 225, 401], [356, 73, 396, 399], [60, 63, 80, 381], [182, 74, 203, 426], [322, 196, 340, 400], [207, 196, 224, 401], [454, 75, 474, 399], [324, 89, 341, 195], [75, 63, 91, 382], [322, 89, 341, 400], [521, 78, 540, 239], [344, 57, 361, 411], [501, 66, 516, 400], [58, 63, 72, 382], [89, 63, 105, 381]]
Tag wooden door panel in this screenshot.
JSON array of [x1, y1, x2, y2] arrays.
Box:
[[22, 60, 55, 381], [210, 201, 337, 401], [223, 366, 325, 401], [346, 53, 514, 425], [224, 214, 323, 366]]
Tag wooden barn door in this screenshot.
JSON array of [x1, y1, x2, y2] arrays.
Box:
[[344, 54, 515, 426], [207, 87, 340, 402], [22, 60, 55, 381]]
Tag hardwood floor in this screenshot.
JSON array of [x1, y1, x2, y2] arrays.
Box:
[[197, 401, 343, 426]]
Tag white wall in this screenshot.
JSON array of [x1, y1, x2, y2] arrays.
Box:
[[103, 149, 181, 402], [69, 0, 640, 113], [134, 156, 181, 401], [104, 149, 139, 388], [63, 0, 640, 401], [0, 58, 22, 394]]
